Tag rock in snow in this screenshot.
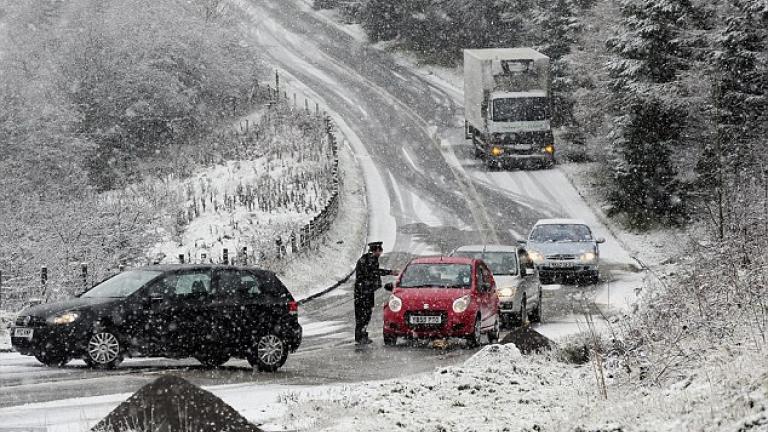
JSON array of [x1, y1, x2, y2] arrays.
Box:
[[92, 375, 263, 432]]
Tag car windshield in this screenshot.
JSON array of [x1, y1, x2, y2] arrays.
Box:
[[529, 224, 593, 242], [81, 270, 162, 298], [399, 263, 473, 288], [453, 252, 517, 276], [492, 97, 550, 122]]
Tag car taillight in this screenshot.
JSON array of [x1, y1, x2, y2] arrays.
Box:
[[288, 300, 298, 315]]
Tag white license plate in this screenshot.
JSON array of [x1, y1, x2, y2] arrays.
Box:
[[512, 144, 532, 150], [13, 328, 33, 339], [549, 262, 575, 268], [410, 315, 442, 325]]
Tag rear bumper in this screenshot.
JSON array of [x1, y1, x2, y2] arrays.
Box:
[[284, 323, 302, 352]]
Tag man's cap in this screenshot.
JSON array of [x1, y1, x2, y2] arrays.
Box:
[[368, 241, 383, 250]]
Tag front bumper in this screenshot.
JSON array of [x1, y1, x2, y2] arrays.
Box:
[[383, 309, 476, 338], [489, 152, 554, 168], [10, 323, 89, 357], [536, 263, 598, 278]]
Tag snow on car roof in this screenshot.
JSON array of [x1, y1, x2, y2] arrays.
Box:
[[454, 245, 519, 253], [533, 218, 589, 226]]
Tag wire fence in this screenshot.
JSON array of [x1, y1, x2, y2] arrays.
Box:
[[0, 71, 345, 312]]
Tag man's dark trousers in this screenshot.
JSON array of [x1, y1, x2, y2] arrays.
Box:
[[354, 291, 374, 342]]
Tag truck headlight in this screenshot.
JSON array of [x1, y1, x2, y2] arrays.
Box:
[[528, 251, 544, 264], [491, 146, 504, 157], [452, 295, 471, 314], [49, 312, 79, 325], [499, 287, 516, 298], [543, 144, 555, 154], [580, 252, 597, 263], [388, 296, 402, 313]]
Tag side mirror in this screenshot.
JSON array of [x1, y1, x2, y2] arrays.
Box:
[[26, 298, 43, 307], [384, 282, 394, 292], [517, 239, 528, 246], [596, 237, 606, 244]]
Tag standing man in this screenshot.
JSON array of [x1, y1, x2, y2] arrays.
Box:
[[354, 241, 397, 345]]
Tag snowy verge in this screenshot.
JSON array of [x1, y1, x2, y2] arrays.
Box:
[[274, 141, 368, 301], [558, 162, 688, 267]]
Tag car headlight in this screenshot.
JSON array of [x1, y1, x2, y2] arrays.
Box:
[[452, 295, 471, 314], [48, 312, 79, 325], [528, 251, 544, 264], [580, 252, 597, 263], [388, 296, 402, 313], [499, 287, 516, 298]]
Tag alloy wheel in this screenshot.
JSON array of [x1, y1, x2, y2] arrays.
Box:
[[257, 335, 285, 367], [87, 332, 120, 365]]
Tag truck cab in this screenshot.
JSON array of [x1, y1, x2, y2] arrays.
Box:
[[464, 48, 555, 169]]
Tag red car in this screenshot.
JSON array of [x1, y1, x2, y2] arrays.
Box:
[[382, 256, 500, 346]]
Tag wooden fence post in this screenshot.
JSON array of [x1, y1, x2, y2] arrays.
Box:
[[178, 254, 185, 264], [40, 266, 48, 299], [81, 263, 88, 291], [223, 248, 229, 264]]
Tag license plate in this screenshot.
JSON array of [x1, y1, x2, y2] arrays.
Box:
[[410, 315, 442, 325], [549, 262, 575, 268], [512, 144, 532, 150], [13, 328, 33, 339]]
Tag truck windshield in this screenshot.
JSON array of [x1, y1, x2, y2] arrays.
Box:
[[492, 97, 549, 122]]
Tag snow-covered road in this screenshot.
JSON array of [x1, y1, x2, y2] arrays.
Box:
[[0, 0, 644, 427]]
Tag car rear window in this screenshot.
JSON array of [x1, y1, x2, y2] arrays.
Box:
[[399, 263, 473, 288]]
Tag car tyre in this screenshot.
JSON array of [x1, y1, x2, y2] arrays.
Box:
[[529, 289, 543, 324], [515, 296, 528, 326], [35, 352, 70, 367], [383, 334, 397, 346], [465, 315, 483, 348], [487, 318, 500, 344], [195, 351, 231, 368], [84, 330, 124, 369], [247, 333, 288, 372]]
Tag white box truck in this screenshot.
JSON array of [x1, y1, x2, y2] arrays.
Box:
[[464, 48, 555, 169]]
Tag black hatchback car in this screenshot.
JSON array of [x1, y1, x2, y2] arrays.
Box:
[[10, 265, 302, 371]]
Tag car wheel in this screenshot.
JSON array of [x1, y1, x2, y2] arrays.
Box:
[[465, 315, 483, 348], [195, 351, 231, 368], [488, 318, 500, 344], [247, 334, 288, 372], [35, 352, 69, 367], [515, 296, 528, 326], [84, 331, 123, 369], [529, 289, 543, 323], [383, 334, 397, 346]]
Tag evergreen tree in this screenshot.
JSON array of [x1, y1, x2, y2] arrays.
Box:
[[695, 0, 768, 239], [604, 0, 697, 227], [360, 0, 414, 42]]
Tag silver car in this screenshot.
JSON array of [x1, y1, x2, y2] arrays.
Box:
[[452, 245, 542, 327], [525, 219, 605, 285]]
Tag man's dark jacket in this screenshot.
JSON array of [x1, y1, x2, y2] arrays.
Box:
[[354, 253, 391, 304]]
